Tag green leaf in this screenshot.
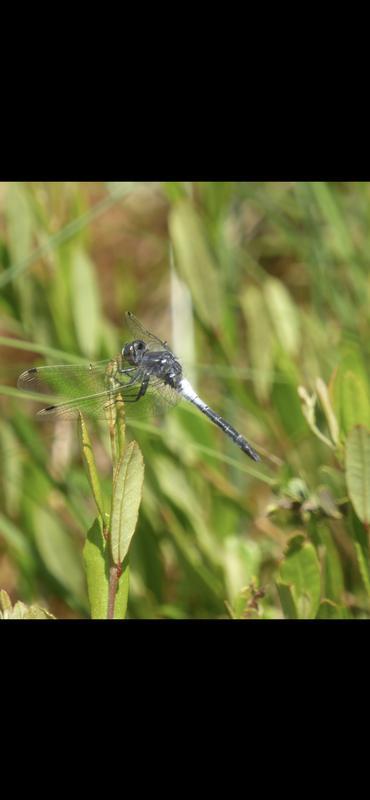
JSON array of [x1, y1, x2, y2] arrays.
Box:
[[70, 246, 101, 358], [308, 182, 355, 263], [31, 505, 87, 603], [5, 183, 33, 265], [0, 422, 22, 516], [78, 414, 105, 522], [279, 534, 321, 619], [110, 441, 144, 565], [264, 277, 300, 356], [316, 600, 348, 619], [169, 199, 222, 329], [330, 351, 370, 438], [315, 378, 340, 447], [241, 285, 274, 402], [354, 543, 370, 596], [223, 537, 261, 603], [348, 508, 370, 595], [83, 518, 130, 619], [345, 426, 370, 524], [153, 454, 203, 523], [4, 183, 35, 324], [0, 512, 33, 562], [113, 558, 130, 620], [83, 517, 110, 619], [298, 385, 334, 449], [276, 582, 298, 619], [316, 523, 344, 602], [271, 356, 306, 439]]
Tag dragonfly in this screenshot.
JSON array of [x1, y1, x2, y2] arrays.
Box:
[[17, 312, 260, 462]]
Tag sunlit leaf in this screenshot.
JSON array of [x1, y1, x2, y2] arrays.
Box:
[[31, 505, 87, 603], [308, 182, 355, 263], [70, 246, 101, 358], [315, 378, 339, 447], [278, 534, 321, 619], [0, 590, 12, 612], [330, 350, 370, 438], [4, 183, 33, 266], [223, 537, 261, 603], [298, 385, 334, 449], [1, 587, 55, 620], [169, 199, 222, 329], [264, 277, 300, 356], [241, 285, 274, 401]]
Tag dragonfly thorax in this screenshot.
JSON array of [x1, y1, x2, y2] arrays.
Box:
[[122, 339, 146, 365]]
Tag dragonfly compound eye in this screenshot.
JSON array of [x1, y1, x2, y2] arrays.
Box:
[[122, 339, 146, 365]]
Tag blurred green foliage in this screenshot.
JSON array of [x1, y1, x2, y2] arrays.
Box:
[[0, 181, 369, 619]]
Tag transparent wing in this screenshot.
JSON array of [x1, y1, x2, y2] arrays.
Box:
[[18, 351, 181, 421], [17, 360, 117, 398], [125, 312, 169, 352], [35, 376, 181, 420]]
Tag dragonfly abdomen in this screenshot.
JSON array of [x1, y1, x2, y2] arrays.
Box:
[[179, 378, 260, 462]]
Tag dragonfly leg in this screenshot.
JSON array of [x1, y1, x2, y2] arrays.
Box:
[[115, 369, 140, 388], [134, 375, 149, 401], [117, 367, 137, 375]]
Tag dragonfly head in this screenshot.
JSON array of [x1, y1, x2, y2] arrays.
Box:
[[122, 339, 146, 365]]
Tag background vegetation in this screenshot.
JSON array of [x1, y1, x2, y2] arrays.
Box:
[[0, 181, 369, 619]]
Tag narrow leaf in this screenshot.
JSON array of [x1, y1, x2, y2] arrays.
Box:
[[315, 378, 339, 446], [0, 590, 12, 613], [241, 285, 274, 402], [32, 506, 87, 603], [113, 558, 130, 620], [169, 199, 222, 329], [330, 351, 370, 438], [348, 508, 370, 596], [83, 517, 130, 619], [345, 425, 370, 524], [298, 385, 334, 449], [83, 517, 110, 619], [276, 582, 298, 619], [70, 246, 101, 358], [264, 277, 300, 356], [110, 441, 144, 565], [78, 413, 105, 521]]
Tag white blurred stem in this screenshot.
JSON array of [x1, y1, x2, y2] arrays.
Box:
[[169, 244, 197, 389]]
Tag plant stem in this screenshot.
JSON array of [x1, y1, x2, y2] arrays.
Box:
[[108, 565, 119, 619]]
